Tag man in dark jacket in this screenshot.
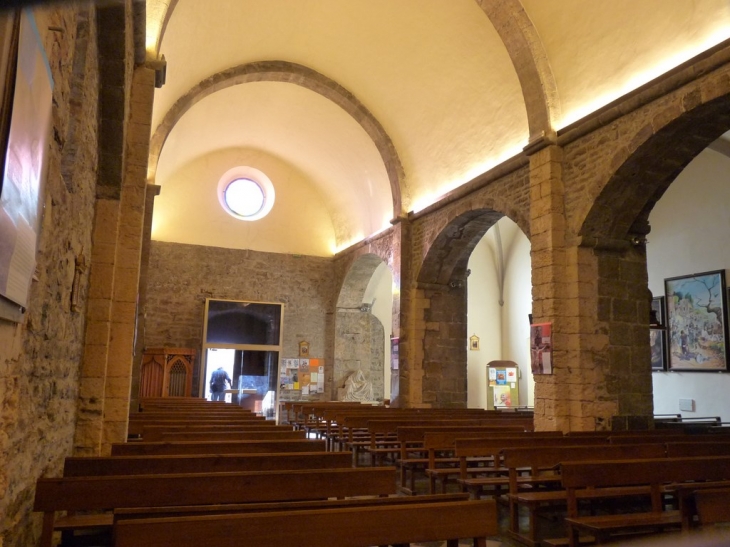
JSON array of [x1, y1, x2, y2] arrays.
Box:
[[210, 366, 232, 401]]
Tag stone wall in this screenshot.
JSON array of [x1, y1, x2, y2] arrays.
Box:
[[334, 310, 385, 401], [0, 5, 99, 544], [144, 241, 337, 397]]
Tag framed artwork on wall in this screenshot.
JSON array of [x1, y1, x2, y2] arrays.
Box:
[[650, 328, 667, 371], [664, 270, 729, 372], [469, 334, 480, 351], [530, 322, 552, 375], [650, 296, 666, 372], [650, 296, 665, 327], [298, 340, 309, 357]]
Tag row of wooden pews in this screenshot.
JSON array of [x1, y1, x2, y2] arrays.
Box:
[[34, 397, 497, 547], [442, 430, 730, 546]]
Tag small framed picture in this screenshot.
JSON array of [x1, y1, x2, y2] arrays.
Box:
[[298, 340, 310, 357], [651, 296, 665, 328], [650, 328, 667, 371], [469, 335, 480, 351]]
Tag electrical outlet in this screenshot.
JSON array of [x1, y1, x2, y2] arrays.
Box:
[[679, 398, 694, 412]]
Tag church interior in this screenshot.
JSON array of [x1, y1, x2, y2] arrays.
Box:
[[3, 0, 730, 544]]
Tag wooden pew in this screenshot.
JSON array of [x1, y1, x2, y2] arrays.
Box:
[[63, 451, 354, 477], [502, 443, 666, 547], [560, 456, 730, 547], [454, 436, 610, 499], [141, 423, 293, 442], [111, 438, 328, 456], [34, 467, 397, 547], [128, 417, 266, 436], [114, 499, 497, 547], [158, 430, 306, 441], [419, 430, 563, 495]]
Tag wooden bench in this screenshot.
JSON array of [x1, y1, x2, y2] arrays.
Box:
[[34, 467, 397, 547], [128, 418, 266, 436], [111, 438, 328, 456], [561, 456, 730, 547], [454, 436, 610, 499], [158, 429, 306, 441], [141, 423, 294, 441], [63, 451, 354, 476], [114, 499, 497, 547], [502, 443, 666, 547], [420, 430, 562, 495]]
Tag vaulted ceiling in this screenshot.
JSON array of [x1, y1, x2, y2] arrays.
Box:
[[145, 0, 730, 256]]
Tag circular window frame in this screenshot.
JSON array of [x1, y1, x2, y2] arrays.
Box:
[[217, 166, 275, 221]]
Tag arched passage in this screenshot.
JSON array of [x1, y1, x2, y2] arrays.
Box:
[[335, 254, 393, 402], [416, 209, 507, 407], [574, 91, 730, 430]]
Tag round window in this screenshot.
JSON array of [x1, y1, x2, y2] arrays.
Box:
[[224, 178, 265, 217], [217, 166, 275, 221]]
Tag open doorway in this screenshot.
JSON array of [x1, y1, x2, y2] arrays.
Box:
[[202, 299, 283, 419]]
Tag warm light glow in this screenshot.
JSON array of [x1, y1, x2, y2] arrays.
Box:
[[146, 0, 171, 56], [558, 26, 730, 129], [409, 144, 525, 214]]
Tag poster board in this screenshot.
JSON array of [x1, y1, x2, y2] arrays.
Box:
[[0, 9, 53, 313], [280, 358, 324, 394], [486, 361, 519, 409]]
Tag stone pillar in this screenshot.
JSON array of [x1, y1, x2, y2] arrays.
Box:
[[74, 66, 154, 455], [531, 144, 653, 431], [420, 284, 468, 408], [129, 183, 160, 414], [530, 144, 573, 431]]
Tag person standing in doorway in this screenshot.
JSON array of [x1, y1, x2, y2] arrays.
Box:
[[210, 366, 232, 401]]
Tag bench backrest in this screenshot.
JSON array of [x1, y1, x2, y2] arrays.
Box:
[[34, 467, 397, 512], [113, 500, 496, 547], [111, 439, 327, 456], [142, 424, 292, 441], [63, 451, 353, 477], [560, 456, 730, 489], [455, 435, 607, 458], [665, 442, 730, 458], [502, 443, 666, 470], [159, 430, 305, 441]]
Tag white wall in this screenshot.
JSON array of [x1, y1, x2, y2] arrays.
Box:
[[647, 147, 730, 421], [467, 217, 533, 408], [363, 262, 394, 400]]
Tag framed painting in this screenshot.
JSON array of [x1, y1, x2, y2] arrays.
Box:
[[650, 328, 666, 371], [650, 296, 665, 327], [664, 270, 728, 372]]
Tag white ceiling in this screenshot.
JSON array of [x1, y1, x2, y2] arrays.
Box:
[[146, 0, 730, 256]]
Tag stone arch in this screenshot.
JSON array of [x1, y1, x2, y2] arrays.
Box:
[[476, 0, 560, 143], [570, 88, 730, 430], [334, 254, 392, 402], [148, 61, 406, 218], [416, 208, 510, 407], [580, 93, 730, 244]]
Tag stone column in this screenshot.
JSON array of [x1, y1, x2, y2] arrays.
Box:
[[420, 283, 468, 408], [531, 144, 653, 431], [74, 66, 154, 455]]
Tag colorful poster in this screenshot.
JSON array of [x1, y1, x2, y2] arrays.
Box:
[[493, 385, 512, 407], [530, 322, 553, 375]]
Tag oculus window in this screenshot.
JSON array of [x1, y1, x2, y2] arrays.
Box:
[[217, 166, 275, 221]]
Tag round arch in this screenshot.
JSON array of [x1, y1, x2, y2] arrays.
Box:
[[149, 61, 406, 219], [334, 254, 393, 403]]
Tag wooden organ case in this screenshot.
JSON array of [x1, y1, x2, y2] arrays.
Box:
[[140, 347, 196, 398]]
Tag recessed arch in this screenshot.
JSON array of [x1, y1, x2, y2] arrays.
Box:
[[148, 61, 406, 219], [335, 253, 392, 403]]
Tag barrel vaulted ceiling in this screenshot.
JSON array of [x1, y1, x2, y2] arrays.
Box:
[[145, 0, 730, 257]]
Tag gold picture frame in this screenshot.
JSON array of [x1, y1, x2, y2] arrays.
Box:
[[298, 340, 310, 357], [469, 335, 480, 351]]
